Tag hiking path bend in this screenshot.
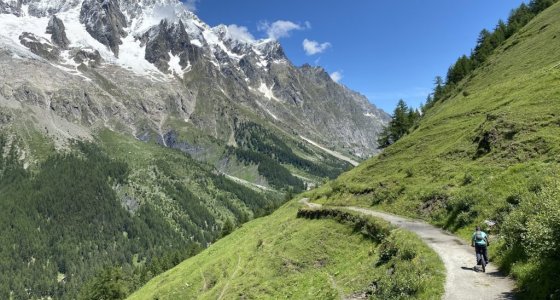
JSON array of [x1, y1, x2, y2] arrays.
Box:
[[349, 206, 516, 300], [299, 200, 516, 300]]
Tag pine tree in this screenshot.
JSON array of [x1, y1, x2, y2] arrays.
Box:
[[390, 100, 411, 139], [377, 100, 421, 148], [529, 0, 556, 13], [446, 55, 473, 85], [433, 76, 445, 101], [472, 29, 493, 65]]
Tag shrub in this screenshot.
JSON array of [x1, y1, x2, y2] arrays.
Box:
[[503, 181, 560, 259], [371, 230, 443, 299], [296, 208, 392, 243], [444, 187, 487, 230], [405, 168, 414, 178], [462, 173, 475, 185], [499, 180, 560, 298]]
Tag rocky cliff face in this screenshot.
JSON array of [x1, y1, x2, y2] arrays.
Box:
[[0, 0, 81, 17], [0, 0, 19, 16], [46, 15, 70, 48], [18, 31, 60, 60], [79, 0, 127, 56], [140, 19, 202, 73], [0, 0, 389, 160]]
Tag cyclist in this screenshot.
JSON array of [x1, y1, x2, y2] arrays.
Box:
[[471, 226, 489, 269]]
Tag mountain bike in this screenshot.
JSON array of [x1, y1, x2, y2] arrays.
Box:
[[476, 251, 486, 273]]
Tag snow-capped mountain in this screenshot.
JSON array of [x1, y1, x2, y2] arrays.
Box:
[[0, 0, 389, 158]]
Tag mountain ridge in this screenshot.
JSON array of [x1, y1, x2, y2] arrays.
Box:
[[0, 0, 389, 162]]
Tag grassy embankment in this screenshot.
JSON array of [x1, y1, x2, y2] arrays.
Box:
[[129, 200, 444, 299]]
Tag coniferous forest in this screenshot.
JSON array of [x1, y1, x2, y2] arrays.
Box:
[[0, 137, 282, 299], [232, 122, 351, 191]]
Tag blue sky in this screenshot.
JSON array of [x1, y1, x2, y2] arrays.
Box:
[[189, 0, 525, 113]]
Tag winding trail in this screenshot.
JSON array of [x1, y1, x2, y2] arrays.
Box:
[[348, 207, 516, 300], [301, 199, 516, 299]]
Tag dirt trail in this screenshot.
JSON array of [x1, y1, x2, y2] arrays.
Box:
[[346, 206, 516, 300]]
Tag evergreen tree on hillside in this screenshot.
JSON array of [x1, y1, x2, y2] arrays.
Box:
[[530, 0, 556, 13], [377, 100, 421, 148], [446, 55, 473, 85], [507, 3, 533, 35], [472, 29, 493, 65]]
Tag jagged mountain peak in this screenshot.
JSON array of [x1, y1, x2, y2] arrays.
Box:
[[297, 64, 337, 85], [0, 0, 389, 158], [2, 0, 81, 17]]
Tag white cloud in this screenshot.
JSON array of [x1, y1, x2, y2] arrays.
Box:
[[258, 20, 310, 40], [330, 71, 343, 83], [183, 0, 198, 11], [226, 24, 256, 43], [153, 1, 196, 21], [303, 38, 331, 55]]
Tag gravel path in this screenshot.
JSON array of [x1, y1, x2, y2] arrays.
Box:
[[347, 206, 516, 300]]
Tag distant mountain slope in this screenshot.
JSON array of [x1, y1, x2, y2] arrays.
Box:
[[308, 2, 560, 298], [0, 0, 388, 165]]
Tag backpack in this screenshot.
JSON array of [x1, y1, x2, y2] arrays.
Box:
[[475, 231, 485, 243]]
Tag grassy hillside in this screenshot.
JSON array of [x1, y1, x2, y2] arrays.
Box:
[[129, 201, 444, 300], [306, 2, 560, 298]]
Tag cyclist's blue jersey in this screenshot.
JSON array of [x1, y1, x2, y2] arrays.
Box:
[[472, 231, 487, 246]]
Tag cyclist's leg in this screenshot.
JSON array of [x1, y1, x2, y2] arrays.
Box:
[[475, 245, 482, 265]]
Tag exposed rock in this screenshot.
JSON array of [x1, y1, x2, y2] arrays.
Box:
[[11, 83, 47, 107], [27, 0, 82, 17], [71, 48, 102, 67], [140, 19, 201, 74], [0, 0, 81, 17], [239, 56, 260, 81], [0, 0, 21, 16], [257, 40, 287, 62], [164, 130, 206, 157], [0, 110, 13, 125], [122, 194, 139, 213], [46, 15, 70, 49], [79, 0, 127, 56], [18, 32, 60, 61]]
